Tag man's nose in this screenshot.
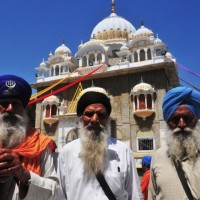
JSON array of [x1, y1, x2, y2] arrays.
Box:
[[91, 113, 99, 123], [6, 103, 14, 112], [177, 117, 186, 129]]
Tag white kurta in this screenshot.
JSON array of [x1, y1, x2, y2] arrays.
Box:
[[1, 147, 59, 200], [149, 145, 200, 200], [57, 137, 142, 200]]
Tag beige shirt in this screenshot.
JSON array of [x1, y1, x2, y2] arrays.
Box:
[[149, 146, 200, 200]]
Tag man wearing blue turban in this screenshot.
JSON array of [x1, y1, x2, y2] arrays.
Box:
[[141, 156, 152, 200], [0, 75, 59, 200], [149, 86, 200, 200]]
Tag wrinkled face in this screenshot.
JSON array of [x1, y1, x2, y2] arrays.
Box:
[[0, 98, 27, 148], [82, 103, 108, 134], [167, 104, 197, 130]]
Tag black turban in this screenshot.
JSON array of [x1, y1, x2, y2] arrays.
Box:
[[76, 87, 111, 117]]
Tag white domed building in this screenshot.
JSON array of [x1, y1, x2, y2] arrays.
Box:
[[32, 0, 179, 167]]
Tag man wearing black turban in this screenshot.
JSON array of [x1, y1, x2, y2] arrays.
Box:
[[149, 86, 200, 200], [57, 86, 142, 200]]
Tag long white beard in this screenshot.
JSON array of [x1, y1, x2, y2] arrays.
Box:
[[78, 120, 110, 176], [167, 120, 200, 162], [0, 111, 28, 148]]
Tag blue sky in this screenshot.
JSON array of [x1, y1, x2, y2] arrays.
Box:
[[0, 0, 199, 93]]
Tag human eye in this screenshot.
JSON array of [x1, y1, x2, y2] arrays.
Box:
[[184, 116, 193, 123], [84, 112, 94, 118], [12, 101, 22, 107], [0, 101, 9, 108], [97, 112, 108, 120], [170, 117, 179, 124]]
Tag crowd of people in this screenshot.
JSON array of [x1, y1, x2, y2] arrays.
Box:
[[0, 74, 199, 200]]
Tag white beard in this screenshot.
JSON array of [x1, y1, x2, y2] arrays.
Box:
[[0, 111, 28, 149], [167, 120, 200, 162], [78, 119, 110, 176]]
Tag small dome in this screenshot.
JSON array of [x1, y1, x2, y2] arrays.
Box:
[[165, 52, 173, 58], [134, 25, 153, 38], [78, 41, 84, 49], [132, 82, 153, 92], [91, 12, 136, 41], [55, 43, 71, 56], [40, 59, 46, 67], [49, 52, 53, 57], [154, 34, 162, 44], [44, 95, 59, 102]]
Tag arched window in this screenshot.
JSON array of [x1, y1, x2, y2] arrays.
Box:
[[55, 65, 59, 75], [156, 49, 162, 56], [134, 96, 138, 110], [45, 105, 50, 118], [147, 49, 152, 60], [60, 66, 64, 73], [89, 54, 95, 66], [134, 51, 138, 62], [51, 67, 54, 76], [147, 94, 152, 109], [139, 94, 145, 109], [82, 56, 87, 67], [140, 49, 145, 61], [97, 53, 102, 64], [51, 105, 57, 116]]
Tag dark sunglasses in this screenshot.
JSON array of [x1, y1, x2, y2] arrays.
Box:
[[83, 111, 108, 120]]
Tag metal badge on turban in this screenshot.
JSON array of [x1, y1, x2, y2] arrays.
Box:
[[0, 75, 32, 107], [76, 86, 111, 117]]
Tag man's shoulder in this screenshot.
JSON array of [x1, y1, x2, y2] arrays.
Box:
[[60, 139, 80, 153]]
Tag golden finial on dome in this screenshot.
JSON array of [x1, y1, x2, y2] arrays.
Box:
[[111, 0, 115, 13]]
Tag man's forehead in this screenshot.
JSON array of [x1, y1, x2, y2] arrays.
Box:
[[0, 98, 22, 103], [84, 103, 107, 111], [174, 104, 196, 116]]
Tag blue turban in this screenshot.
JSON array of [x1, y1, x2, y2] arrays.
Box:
[[142, 156, 152, 167], [0, 75, 32, 107], [162, 86, 200, 122]]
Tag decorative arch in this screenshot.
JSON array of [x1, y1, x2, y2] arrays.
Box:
[[65, 128, 78, 143]]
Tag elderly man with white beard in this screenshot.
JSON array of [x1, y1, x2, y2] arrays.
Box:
[[0, 75, 59, 200], [149, 86, 200, 200], [57, 86, 142, 200]]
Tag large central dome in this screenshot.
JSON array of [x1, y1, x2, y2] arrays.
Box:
[[91, 1, 136, 42]]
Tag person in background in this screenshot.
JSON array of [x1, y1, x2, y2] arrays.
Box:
[[0, 75, 59, 200], [140, 156, 151, 200], [57, 86, 142, 200], [149, 86, 200, 199]]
